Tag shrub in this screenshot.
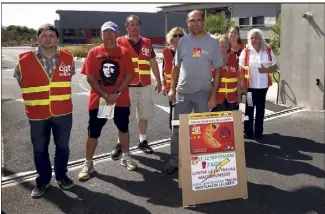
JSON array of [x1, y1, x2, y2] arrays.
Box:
[[60, 45, 95, 58]]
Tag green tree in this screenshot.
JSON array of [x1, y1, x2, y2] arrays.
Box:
[[204, 12, 236, 35], [269, 14, 281, 56]]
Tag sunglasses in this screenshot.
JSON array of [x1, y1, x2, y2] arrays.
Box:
[[173, 34, 184, 38]]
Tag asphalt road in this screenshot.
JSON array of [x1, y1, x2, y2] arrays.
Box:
[[1, 110, 324, 214], [1, 47, 290, 176]]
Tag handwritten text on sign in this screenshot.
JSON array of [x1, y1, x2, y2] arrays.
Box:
[[191, 152, 238, 191]]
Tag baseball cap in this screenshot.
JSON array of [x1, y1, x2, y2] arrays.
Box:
[[101, 21, 119, 33]]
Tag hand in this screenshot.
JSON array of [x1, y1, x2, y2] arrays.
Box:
[[168, 89, 176, 102], [104, 93, 118, 105], [155, 81, 162, 94], [258, 64, 268, 73], [208, 94, 217, 110]]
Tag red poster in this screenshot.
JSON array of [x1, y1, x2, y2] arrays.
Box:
[[189, 113, 235, 154]]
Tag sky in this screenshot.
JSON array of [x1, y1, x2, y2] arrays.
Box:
[[1, 3, 175, 29]]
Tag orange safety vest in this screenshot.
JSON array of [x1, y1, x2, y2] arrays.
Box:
[[19, 50, 73, 120], [242, 45, 273, 88], [162, 47, 174, 92], [117, 36, 151, 86], [216, 53, 239, 104]]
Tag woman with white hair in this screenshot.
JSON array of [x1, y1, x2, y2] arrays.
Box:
[[161, 27, 186, 130], [239, 28, 278, 139]]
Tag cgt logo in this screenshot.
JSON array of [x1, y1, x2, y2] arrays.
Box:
[[141, 47, 150, 57], [59, 62, 72, 76]]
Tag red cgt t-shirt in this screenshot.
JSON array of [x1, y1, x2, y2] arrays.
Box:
[[81, 44, 135, 110]]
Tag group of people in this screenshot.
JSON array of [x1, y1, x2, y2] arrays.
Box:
[[14, 9, 278, 198]]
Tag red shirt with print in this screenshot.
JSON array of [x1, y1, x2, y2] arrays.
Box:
[[81, 44, 135, 110]]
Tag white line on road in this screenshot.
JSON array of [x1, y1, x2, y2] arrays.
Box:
[[2, 68, 15, 72], [264, 108, 308, 121], [155, 104, 170, 113], [2, 138, 171, 188], [78, 76, 90, 92]]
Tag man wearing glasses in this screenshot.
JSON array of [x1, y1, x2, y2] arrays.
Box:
[[162, 10, 223, 176]]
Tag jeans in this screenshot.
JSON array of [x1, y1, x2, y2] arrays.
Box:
[[29, 113, 72, 185]]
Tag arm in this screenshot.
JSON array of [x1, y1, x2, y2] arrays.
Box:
[[170, 65, 180, 91], [211, 67, 221, 98], [238, 51, 247, 94], [86, 75, 107, 98], [150, 58, 161, 83], [259, 49, 278, 73], [118, 50, 136, 93]]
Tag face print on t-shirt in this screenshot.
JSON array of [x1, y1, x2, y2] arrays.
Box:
[[100, 59, 120, 86]]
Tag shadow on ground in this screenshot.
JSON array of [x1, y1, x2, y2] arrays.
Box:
[[245, 133, 325, 178], [3, 132, 324, 214]]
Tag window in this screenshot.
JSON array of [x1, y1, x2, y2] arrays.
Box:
[[239, 17, 249, 26], [252, 16, 264, 25]]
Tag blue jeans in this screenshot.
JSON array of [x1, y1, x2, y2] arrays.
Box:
[[29, 113, 72, 185]]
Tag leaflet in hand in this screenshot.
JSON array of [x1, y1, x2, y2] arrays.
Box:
[[97, 97, 115, 119]]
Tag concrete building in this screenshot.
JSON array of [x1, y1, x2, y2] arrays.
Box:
[[55, 10, 187, 45], [280, 4, 325, 110], [158, 3, 281, 42]]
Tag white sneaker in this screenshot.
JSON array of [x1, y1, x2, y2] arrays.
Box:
[[78, 161, 94, 181], [121, 156, 137, 171]]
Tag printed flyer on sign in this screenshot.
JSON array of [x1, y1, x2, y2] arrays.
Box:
[[191, 152, 238, 191], [189, 112, 235, 154]]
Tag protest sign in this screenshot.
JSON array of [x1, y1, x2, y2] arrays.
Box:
[[178, 110, 248, 207]]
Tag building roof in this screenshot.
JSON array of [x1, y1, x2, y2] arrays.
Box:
[[157, 3, 231, 13]]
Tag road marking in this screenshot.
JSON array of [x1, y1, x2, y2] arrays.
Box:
[[73, 92, 89, 96], [2, 68, 14, 72], [155, 104, 170, 113], [78, 76, 90, 92], [264, 108, 308, 121], [2, 138, 171, 187]]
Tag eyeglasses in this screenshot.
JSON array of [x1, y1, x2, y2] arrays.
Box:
[[173, 34, 184, 38]]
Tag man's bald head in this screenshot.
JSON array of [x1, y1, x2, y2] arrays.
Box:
[[187, 10, 205, 21]]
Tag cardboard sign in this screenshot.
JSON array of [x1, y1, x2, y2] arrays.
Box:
[[178, 110, 248, 207], [189, 112, 235, 154], [191, 152, 238, 191]]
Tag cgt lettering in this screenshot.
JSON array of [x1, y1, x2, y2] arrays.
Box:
[[59, 62, 71, 76]]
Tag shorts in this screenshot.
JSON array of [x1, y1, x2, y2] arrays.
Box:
[[129, 86, 154, 120], [88, 107, 130, 139]]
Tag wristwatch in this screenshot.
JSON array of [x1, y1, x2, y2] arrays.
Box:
[[114, 90, 121, 95]]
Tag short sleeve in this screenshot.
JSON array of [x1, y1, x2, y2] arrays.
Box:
[[150, 44, 156, 59], [212, 40, 223, 69], [81, 49, 95, 76]]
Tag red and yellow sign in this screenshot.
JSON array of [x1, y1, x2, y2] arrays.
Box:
[[189, 112, 235, 154]]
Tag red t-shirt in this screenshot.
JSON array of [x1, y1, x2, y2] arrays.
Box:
[[81, 44, 135, 110]]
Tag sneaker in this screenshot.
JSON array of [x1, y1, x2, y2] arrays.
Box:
[[57, 175, 74, 190], [121, 156, 137, 171], [31, 183, 51, 198], [161, 163, 178, 177], [78, 161, 95, 181], [111, 143, 122, 161], [138, 140, 153, 154]]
